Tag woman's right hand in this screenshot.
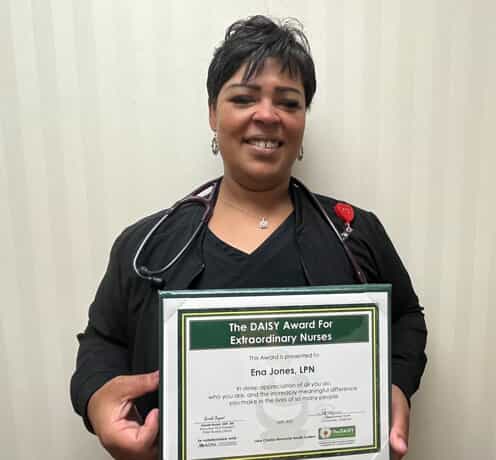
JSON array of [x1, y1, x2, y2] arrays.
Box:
[[87, 371, 160, 460]]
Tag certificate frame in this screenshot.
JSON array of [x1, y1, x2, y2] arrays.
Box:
[[159, 285, 391, 460]]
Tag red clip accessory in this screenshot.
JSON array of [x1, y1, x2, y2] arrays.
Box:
[[334, 203, 354, 224], [334, 203, 354, 239]]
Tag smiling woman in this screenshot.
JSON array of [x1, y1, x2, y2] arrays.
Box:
[[70, 15, 426, 460], [208, 58, 307, 253], [209, 59, 306, 191], [206, 16, 315, 253]]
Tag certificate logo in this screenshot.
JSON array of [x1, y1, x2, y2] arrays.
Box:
[[319, 426, 356, 439], [318, 427, 332, 439]]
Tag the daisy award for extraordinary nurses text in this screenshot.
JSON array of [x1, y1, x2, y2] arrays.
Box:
[[181, 307, 381, 460]]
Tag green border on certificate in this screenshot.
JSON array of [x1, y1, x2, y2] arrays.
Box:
[[177, 304, 380, 460], [159, 285, 391, 460]]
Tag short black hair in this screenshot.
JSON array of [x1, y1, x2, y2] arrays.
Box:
[[207, 15, 316, 109]]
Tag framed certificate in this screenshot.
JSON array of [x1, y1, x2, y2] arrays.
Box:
[[159, 285, 391, 460]]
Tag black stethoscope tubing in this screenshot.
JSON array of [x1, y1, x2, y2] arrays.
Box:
[[133, 177, 367, 288], [132, 178, 219, 285], [291, 177, 367, 284]]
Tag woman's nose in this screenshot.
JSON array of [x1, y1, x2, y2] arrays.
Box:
[[252, 101, 280, 124]]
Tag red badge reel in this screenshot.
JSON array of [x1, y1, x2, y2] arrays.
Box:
[[334, 203, 354, 240]]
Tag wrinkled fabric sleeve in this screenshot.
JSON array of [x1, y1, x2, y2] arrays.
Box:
[[355, 212, 427, 401], [370, 212, 427, 400], [70, 231, 131, 432]]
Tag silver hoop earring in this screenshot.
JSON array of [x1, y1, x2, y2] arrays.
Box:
[[211, 133, 219, 156], [297, 145, 304, 161]]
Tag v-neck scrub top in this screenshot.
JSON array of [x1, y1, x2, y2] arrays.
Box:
[[192, 213, 307, 289]]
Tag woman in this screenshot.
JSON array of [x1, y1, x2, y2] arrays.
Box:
[[71, 15, 426, 460]]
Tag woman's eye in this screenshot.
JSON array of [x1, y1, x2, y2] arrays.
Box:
[[231, 95, 254, 105], [280, 100, 301, 110]]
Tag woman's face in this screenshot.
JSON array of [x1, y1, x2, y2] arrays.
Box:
[[209, 58, 306, 190]]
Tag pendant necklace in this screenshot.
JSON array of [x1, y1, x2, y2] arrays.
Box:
[[219, 198, 270, 230]]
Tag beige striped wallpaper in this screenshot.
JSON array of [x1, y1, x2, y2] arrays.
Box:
[[1, 1, 495, 459]]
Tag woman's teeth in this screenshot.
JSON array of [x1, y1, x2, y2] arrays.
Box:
[[248, 140, 280, 149]]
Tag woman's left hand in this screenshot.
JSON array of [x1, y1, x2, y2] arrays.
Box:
[[390, 384, 410, 460]]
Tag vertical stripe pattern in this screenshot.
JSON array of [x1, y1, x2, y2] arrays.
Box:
[[1, 1, 495, 458]]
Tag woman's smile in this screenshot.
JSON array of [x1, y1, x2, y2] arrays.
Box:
[[243, 136, 284, 154], [209, 58, 306, 189]]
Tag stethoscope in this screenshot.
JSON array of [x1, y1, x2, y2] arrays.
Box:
[[133, 177, 367, 288]]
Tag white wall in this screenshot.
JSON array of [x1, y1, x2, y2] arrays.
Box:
[[1, 1, 495, 459]]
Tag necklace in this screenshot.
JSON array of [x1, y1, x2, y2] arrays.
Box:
[[219, 198, 270, 230]]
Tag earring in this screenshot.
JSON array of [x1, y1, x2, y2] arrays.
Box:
[[211, 132, 219, 156], [297, 145, 304, 161]]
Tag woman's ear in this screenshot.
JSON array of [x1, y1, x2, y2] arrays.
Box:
[[209, 104, 217, 131]]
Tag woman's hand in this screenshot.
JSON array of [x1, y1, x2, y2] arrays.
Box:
[[87, 371, 160, 460], [390, 384, 410, 460]]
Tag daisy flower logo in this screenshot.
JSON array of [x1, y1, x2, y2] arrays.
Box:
[[318, 427, 332, 439]]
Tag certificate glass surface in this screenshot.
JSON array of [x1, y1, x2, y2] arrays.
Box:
[[159, 285, 391, 460]]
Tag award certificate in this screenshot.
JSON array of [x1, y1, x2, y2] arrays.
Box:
[[160, 285, 390, 460]]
